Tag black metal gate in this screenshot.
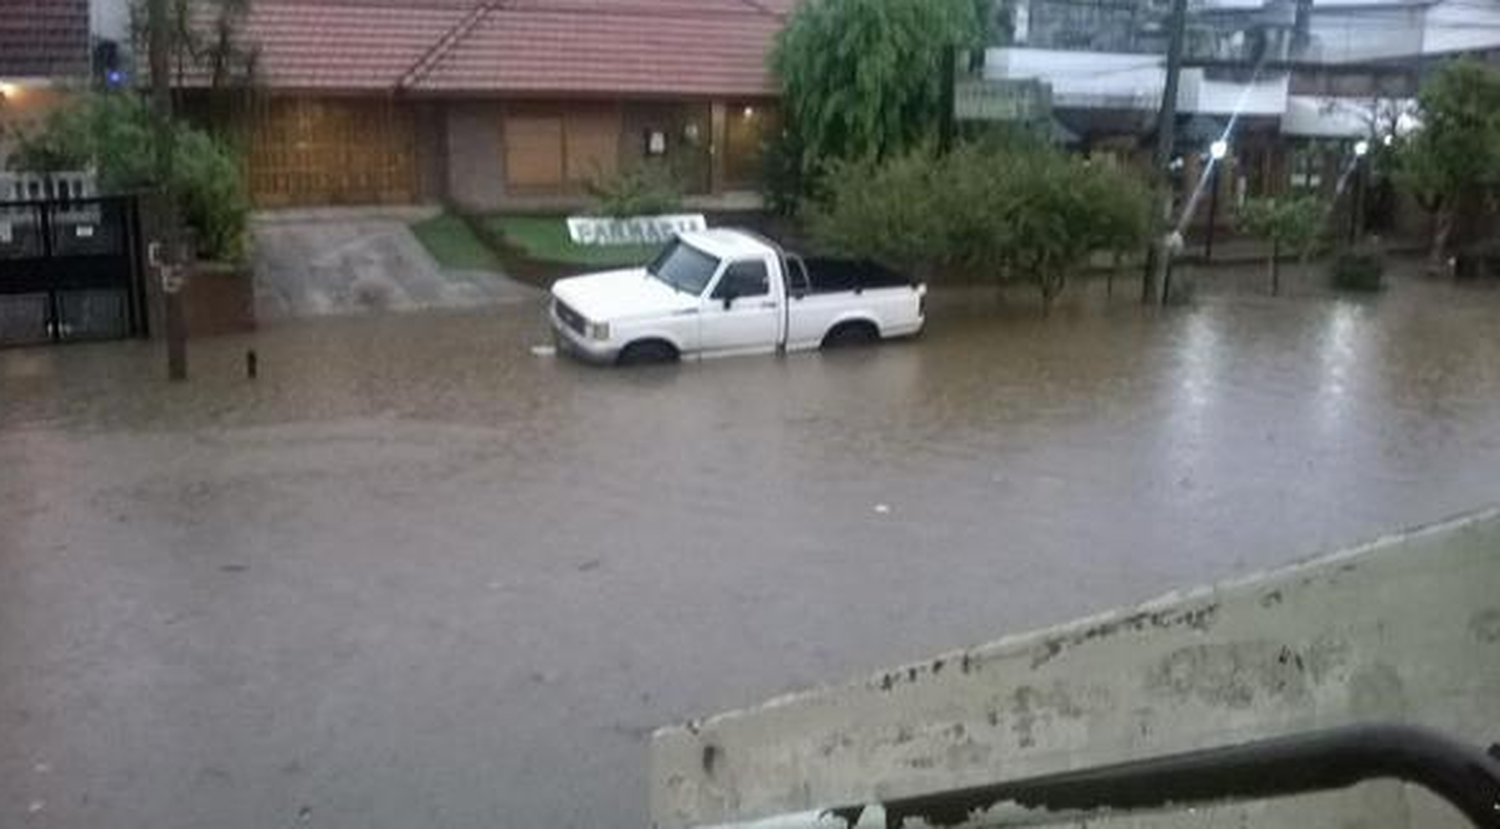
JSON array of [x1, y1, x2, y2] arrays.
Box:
[[0, 195, 148, 347]]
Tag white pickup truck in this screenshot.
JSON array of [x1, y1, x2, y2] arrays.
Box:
[[549, 229, 926, 365]]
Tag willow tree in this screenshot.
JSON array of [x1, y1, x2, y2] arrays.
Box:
[[771, 0, 988, 165]]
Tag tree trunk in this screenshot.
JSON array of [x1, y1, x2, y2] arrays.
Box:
[[1270, 239, 1281, 296], [1427, 206, 1455, 277], [1040, 272, 1065, 316]]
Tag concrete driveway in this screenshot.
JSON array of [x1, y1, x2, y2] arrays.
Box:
[[251, 208, 538, 321]]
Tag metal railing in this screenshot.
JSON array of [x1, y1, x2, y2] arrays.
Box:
[[814, 724, 1500, 828]]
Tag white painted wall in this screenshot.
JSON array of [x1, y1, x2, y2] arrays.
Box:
[[1422, 0, 1500, 55], [1305, 5, 1427, 62], [1182, 72, 1291, 115], [91, 0, 131, 42], [984, 48, 1172, 111], [983, 48, 1292, 116]]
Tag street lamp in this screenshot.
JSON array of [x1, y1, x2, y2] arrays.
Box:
[[1205, 139, 1229, 261], [1350, 139, 1371, 244]]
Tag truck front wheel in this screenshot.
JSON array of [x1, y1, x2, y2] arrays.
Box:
[[617, 340, 679, 366], [821, 321, 880, 350]]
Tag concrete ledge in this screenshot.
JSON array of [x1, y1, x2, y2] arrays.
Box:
[[650, 509, 1500, 828]]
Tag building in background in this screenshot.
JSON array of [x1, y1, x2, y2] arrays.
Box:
[[0, 0, 92, 171], [981, 0, 1500, 234], [175, 0, 793, 210]]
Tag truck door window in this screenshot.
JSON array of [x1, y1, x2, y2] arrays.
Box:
[[787, 256, 810, 296], [712, 259, 770, 299]]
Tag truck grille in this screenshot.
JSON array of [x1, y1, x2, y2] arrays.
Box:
[[555, 300, 587, 335]]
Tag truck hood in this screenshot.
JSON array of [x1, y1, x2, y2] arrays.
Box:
[[551, 268, 699, 322]]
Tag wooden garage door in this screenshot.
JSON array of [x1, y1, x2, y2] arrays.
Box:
[[504, 115, 565, 189], [246, 98, 418, 207], [504, 105, 622, 192]]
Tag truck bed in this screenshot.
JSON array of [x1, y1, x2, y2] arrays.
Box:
[[795, 257, 914, 295]]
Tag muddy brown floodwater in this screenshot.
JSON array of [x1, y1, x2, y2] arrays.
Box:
[[3, 264, 1500, 828]]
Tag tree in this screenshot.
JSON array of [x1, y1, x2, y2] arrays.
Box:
[[1236, 195, 1323, 296], [1394, 58, 1500, 274], [131, 0, 259, 92], [806, 149, 954, 274], [6, 93, 250, 262], [808, 140, 1154, 313], [771, 0, 987, 166]]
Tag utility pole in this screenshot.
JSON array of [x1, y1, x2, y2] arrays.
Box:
[[148, 0, 187, 380], [1143, 0, 1189, 305], [938, 44, 958, 155]]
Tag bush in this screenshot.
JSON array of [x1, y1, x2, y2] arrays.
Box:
[[1237, 195, 1324, 295], [1329, 249, 1387, 291], [806, 149, 953, 273], [760, 129, 806, 217], [1455, 239, 1500, 279], [587, 162, 683, 218], [6, 92, 249, 262], [808, 141, 1154, 312]]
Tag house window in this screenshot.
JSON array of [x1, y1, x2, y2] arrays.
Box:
[[1289, 143, 1324, 194]]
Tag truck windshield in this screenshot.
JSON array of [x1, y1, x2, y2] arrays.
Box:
[[647, 239, 720, 295]]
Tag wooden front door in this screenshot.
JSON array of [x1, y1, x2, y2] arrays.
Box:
[[246, 98, 418, 207]]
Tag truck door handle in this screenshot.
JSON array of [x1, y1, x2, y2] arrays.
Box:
[[759, 301, 778, 309]]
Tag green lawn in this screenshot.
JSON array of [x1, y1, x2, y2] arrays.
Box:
[[410, 213, 502, 271], [485, 215, 660, 268]]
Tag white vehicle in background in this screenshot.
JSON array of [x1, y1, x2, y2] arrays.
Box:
[[549, 229, 926, 365]]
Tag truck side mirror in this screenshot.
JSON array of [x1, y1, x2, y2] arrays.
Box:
[[721, 290, 738, 310]]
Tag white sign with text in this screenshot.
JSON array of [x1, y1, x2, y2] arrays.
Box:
[[566, 214, 706, 247]]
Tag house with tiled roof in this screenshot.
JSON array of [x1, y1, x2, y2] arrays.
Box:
[[0, 0, 92, 168], [180, 0, 794, 208]]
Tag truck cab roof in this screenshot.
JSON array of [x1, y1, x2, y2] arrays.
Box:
[[676, 229, 778, 262]]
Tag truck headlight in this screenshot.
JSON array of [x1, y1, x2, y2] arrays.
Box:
[[586, 321, 610, 341]]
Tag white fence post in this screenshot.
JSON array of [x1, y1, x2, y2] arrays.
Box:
[[0, 171, 97, 203]]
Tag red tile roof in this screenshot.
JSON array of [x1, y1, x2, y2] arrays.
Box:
[[220, 1, 474, 91], [183, 0, 792, 96], [0, 0, 90, 79]]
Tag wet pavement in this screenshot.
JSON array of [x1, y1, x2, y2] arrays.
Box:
[[252, 212, 538, 320], [3, 262, 1500, 828]]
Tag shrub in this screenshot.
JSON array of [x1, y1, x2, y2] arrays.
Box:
[[172, 129, 251, 263], [1329, 249, 1387, 291], [6, 92, 249, 262], [588, 162, 683, 218], [760, 128, 806, 217], [806, 149, 952, 274], [1455, 239, 1500, 279], [808, 141, 1154, 312], [1237, 195, 1324, 295]]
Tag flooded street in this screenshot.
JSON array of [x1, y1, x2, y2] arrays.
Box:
[[3, 267, 1500, 828]]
